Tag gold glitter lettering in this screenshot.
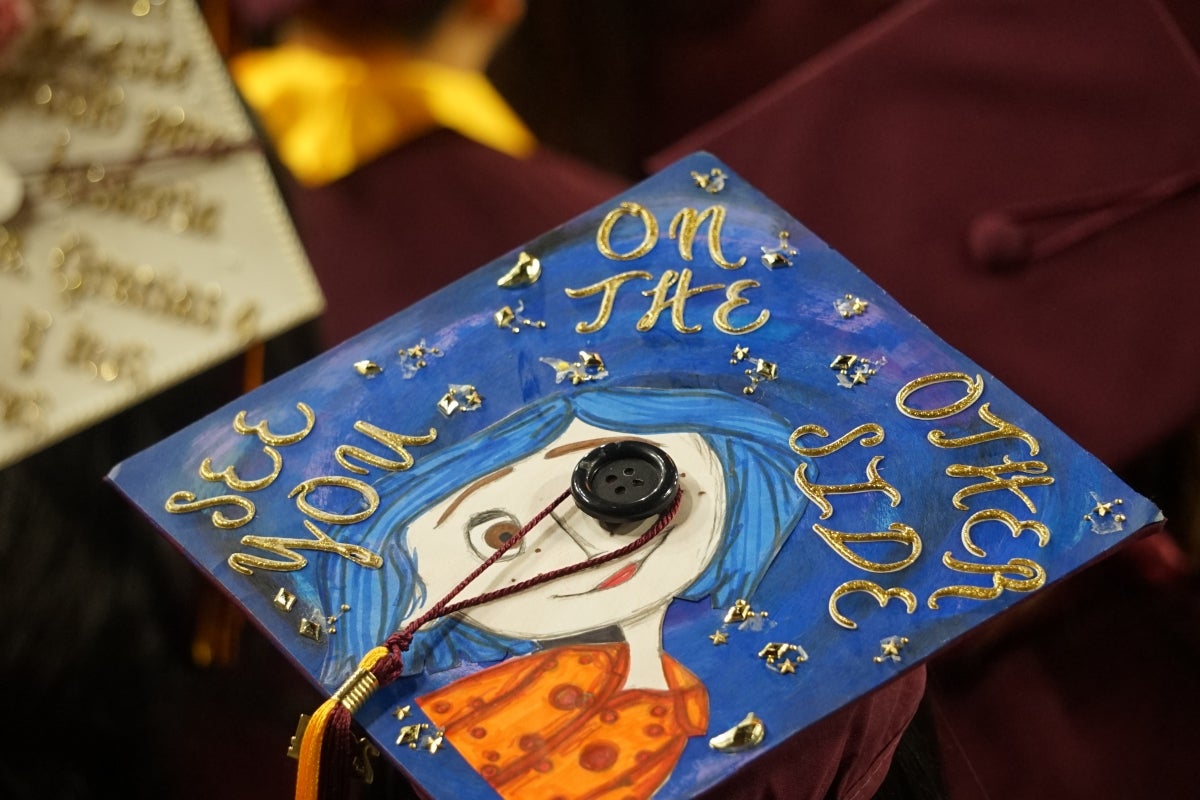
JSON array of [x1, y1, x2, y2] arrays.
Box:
[[895, 372, 985, 420], [50, 236, 223, 326], [229, 520, 384, 576], [565, 270, 653, 333], [828, 579, 918, 630], [636, 268, 723, 333], [789, 422, 885, 458], [62, 325, 147, 385], [43, 167, 222, 236], [794, 455, 902, 520], [233, 402, 315, 447], [165, 490, 255, 529], [199, 446, 283, 493], [17, 310, 53, 373], [945, 457, 1054, 513], [959, 508, 1051, 559], [335, 422, 438, 475], [0, 226, 24, 276], [712, 279, 769, 334], [667, 206, 746, 269], [0, 383, 47, 430], [813, 522, 922, 573], [927, 553, 1046, 609], [141, 107, 230, 154], [289, 476, 380, 525], [927, 403, 1040, 456], [596, 202, 658, 261]]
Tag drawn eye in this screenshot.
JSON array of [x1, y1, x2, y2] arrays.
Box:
[[466, 509, 525, 561]]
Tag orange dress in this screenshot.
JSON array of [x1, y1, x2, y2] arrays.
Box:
[[419, 643, 708, 799]]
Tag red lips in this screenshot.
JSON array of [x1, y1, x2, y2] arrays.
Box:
[[596, 561, 639, 590]]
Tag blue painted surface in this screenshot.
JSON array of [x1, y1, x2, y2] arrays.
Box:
[[109, 154, 1158, 799]]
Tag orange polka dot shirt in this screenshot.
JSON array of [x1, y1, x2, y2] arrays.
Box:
[[419, 643, 708, 799]]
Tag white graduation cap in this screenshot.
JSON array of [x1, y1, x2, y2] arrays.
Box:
[[0, 0, 322, 469]]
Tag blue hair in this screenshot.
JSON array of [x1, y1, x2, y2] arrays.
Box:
[[319, 386, 808, 684]]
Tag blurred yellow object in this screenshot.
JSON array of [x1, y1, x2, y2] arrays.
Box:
[[231, 42, 536, 186]]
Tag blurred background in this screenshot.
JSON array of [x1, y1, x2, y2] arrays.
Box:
[[2, 0, 1199, 798]]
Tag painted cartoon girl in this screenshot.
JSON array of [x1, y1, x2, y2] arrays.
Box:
[[320, 386, 809, 799]]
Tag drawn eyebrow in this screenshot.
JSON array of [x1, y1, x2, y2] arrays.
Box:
[[542, 436, 660, 460], [436, 466, 515, 528]]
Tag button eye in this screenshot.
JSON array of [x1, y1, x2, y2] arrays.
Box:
[[466, 510, 525, 561], [571, 441, 679, 527]]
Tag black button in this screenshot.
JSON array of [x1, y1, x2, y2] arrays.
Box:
[[571, 440, 679, 526]]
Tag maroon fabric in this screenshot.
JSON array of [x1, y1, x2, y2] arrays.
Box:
[[652, 0, 1200, 797], [279, 130, 627, 348], [632, 0, 896, 164], [927, 532, 1200, 799], [653, 0, 1200, 470], [230, 0, 443, 35], [491, 0, 896, 179], [700, 668, 927, 800]]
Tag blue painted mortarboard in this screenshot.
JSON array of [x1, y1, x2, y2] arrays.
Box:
[[109, 153, 1161, 800]]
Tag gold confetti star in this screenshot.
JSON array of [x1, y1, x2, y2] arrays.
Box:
[[421, 730, 445, 754], [709, 630, 729, 646], [874, 635, 910, 663]]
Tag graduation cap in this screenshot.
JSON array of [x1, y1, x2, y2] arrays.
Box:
[[110, 152, 1160, 800], [0, 0, 323, 470], [650, 0, 1200, 472], [651, 2, 1200, 796]]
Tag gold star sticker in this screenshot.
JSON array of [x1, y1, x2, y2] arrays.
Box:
[[393, 705, 411, 721], [874, 635, 910, 663], [777, 659, 796, 675], [709, 630, 728, 646], [421, 730, 445, 754]]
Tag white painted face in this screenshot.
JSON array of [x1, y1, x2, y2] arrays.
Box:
[[404, 419, 726, 640]]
